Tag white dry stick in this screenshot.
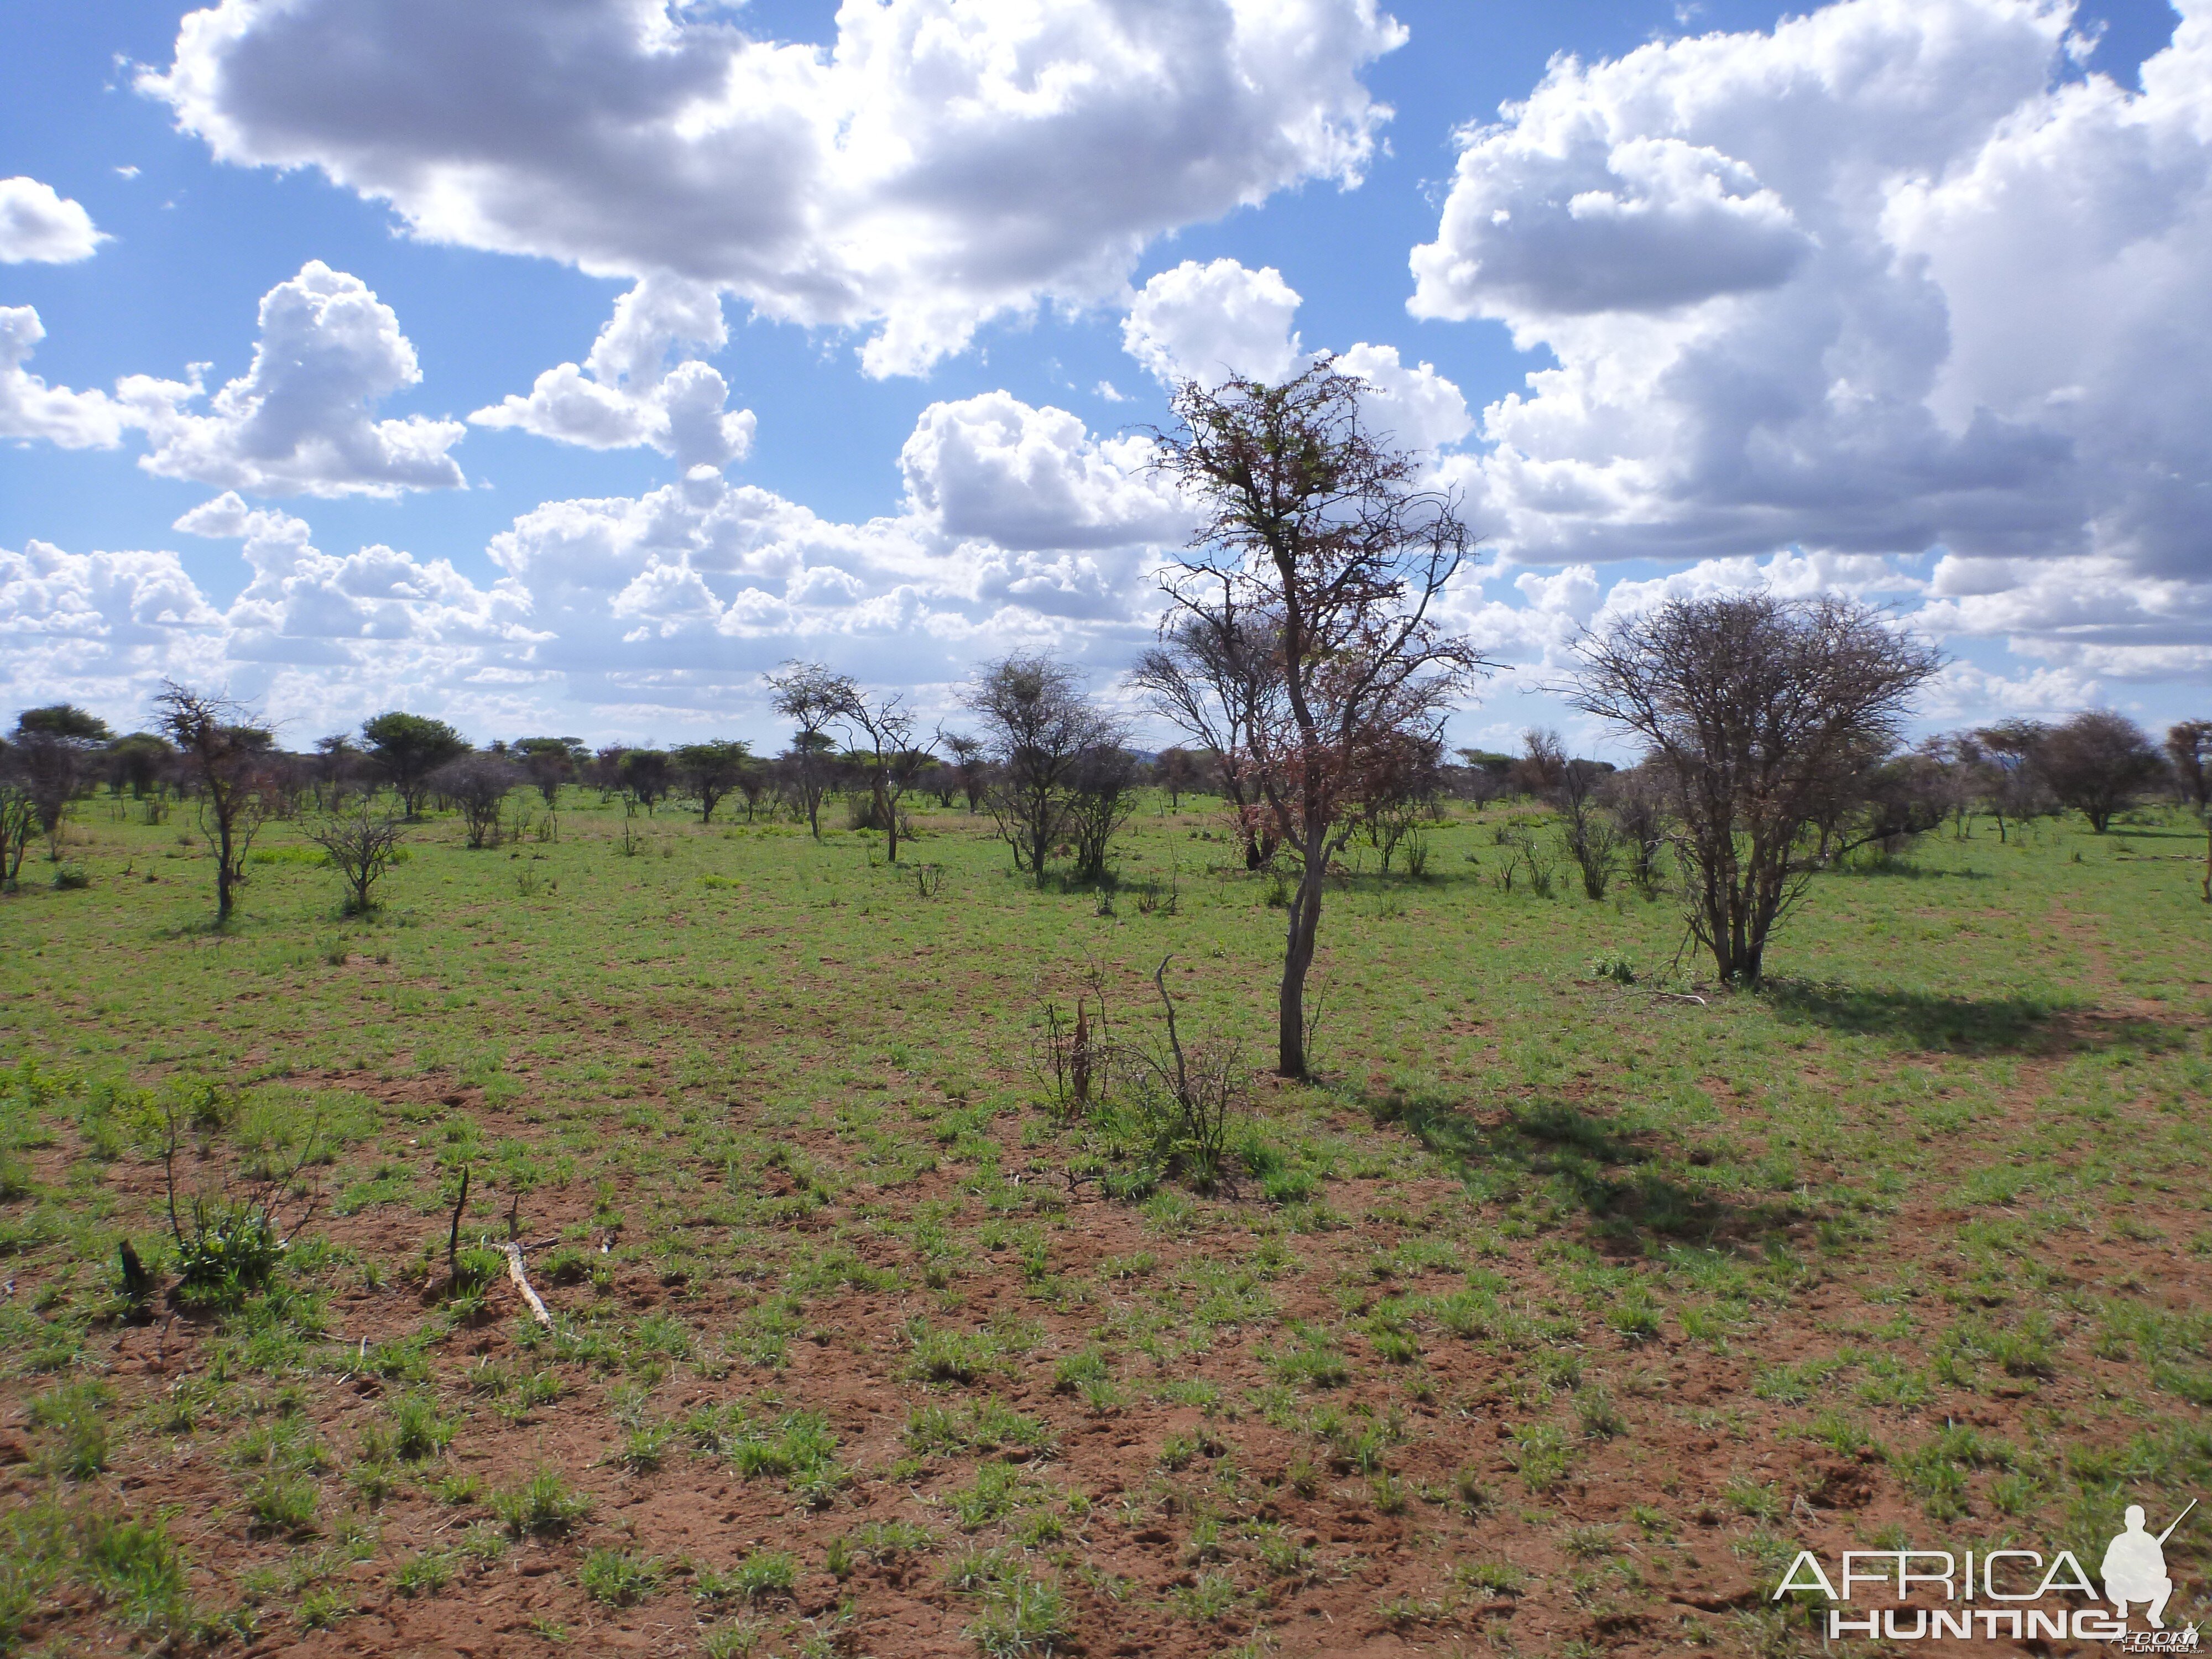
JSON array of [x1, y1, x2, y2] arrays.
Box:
[[502, 1243, 552, 1327]]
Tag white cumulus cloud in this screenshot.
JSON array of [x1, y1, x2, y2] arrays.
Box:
[[900, 392, 1187, 552], [0, 178, 106, 264], [470, 274, 755, 470], [0, 307, 133, 449], [1123, 259, 1305, 387], [134, 260, 466, 497], [1406, 0, 2212, 680], [143, 0, 1405, 377]]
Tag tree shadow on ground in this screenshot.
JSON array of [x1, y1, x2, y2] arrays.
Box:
[[1359, 1088, 1809, 1255], [1760, 979, 2185, 1056]]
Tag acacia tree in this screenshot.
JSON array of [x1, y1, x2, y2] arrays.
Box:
[[1066, 743, 1142, 880], [1969, 718, 2053, 840], [2041, 709, 2166, 833], [0, 762, 38, 889], [1151, 362, 1486, 1078], [615, 748, 674, 815], [8, 707, 109, 860], [1553, 757, 1623, 900], [766, 662, 854, 840], [154, 681, 280, 927], [674, 740, 753, 825], [941, 733, 989, 813], [514, 737, 582, 808], [430, 753, 523, 848], [832, 688, 930, 861], [1568, 594, 1943, 985], [964, 653, 1119, 886], [361, 711, 468, 818], [306, 801, 407, 914], [1155, 747, 1202, 808]]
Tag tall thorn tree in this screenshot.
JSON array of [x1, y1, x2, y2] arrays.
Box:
[[765, 661, 854, 841], [1150, 361, 1489, 1079], [153, 681, 279, 928]]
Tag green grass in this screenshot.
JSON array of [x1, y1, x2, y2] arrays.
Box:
[[1, 788, 2209, 1652]]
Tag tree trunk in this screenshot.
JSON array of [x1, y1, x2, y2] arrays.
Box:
[[882, 780, 899, 862], [215, 817, 236, 927], [1276, 838, 1326, 1078]]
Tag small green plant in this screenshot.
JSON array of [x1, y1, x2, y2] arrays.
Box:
[[697, 1550, 797, 1603], [580, 1548, 665, 1606], [964, 1571, 1068, 1657], [173, 1197, 288, 1311], [491, 1469, 592, 1537], [243, 1473, 320, 1536], [29, 1382, 113, 1480], [1588, 951, 1636, 984], [387, 1394, 457, 1462], [394, 1550, 456, 1597], [1506, 1422, 1573, 1494], [902, 1319, 1001, 1384]]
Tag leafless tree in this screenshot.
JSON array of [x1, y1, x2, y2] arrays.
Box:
[[1513, 727, 1568, 800], [430, 753, 523, 848], [1600, 763, 1670, 894], [2041, 709, 2166, 833], [153, 681, 282, 927], [306, 801, 408, 914], [832, 687, 931, 861], [1567, 593, 1942, 985], [1151, 361, 1489, 1077], [766, 661, 854, 840], [1129, 613, 1286, 869], [964, 652, 1121, 886]]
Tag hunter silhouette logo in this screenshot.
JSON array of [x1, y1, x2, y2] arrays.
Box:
[[1773, 1498, 2199, 1645], [2105, 1502, 2193, 1629]]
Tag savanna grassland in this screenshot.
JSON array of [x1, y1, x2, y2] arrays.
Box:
[[1, 789, 2208, 1658]]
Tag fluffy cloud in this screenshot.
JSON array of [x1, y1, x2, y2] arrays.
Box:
[[175, 491, 525, 663], [1123, 259, 1305, 387], [135, 260, 466, 497], [1333, 343, 1473, 454], [0, 539, 225, 715], [0, 307, 133, 449], [1, 384, 1196, 732], [1, 263, 466, 498], [0, 178, 106, 264], [900, 392, 1186, 552], [1407, 0, 2212, 684], [470, 274, 755, 469], [144, 0, 1404, 376], [1120, 259, 1473, 456]]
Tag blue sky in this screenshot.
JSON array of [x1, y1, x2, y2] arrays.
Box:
[[2, 0, 2203, 755]]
